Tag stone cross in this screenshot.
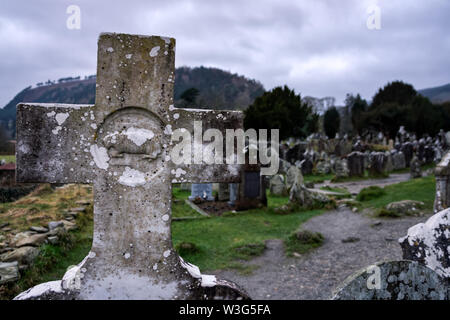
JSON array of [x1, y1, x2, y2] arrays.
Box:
[[15, 33, 248, 300]]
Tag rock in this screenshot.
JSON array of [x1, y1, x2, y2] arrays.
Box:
[[399, 208, 450, 281], [48, 221, 64, 230], [269, 174, 288, 196], [75, 200, 91, 205], [333, 260, 448, 300], [0, 246, 40, 265], [0, 261, 20, 284], [47, 236, 59, 245], [11, 231, 36, 245], [385, 200, 425, 217], [30, 226, 49, 233], [13, 233, 48, 247], [341, 237, 360, 243], [0, 222, 10, 229], [68, 207, 86, 213], [61, 220, 78, 232], [315, 159, 331, 175], [289, 174, 330, 208]]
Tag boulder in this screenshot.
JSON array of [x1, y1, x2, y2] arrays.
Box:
[[0, 246, 40, 265], [399, 208, 450, 281], [0, 261, 20, 284], [48, 221, 64, 231], [385, 200, 425, 217], [12, 233, 48, 247], [29, 226, 49, 233]]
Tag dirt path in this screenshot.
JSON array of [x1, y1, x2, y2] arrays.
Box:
[[211, 208, 430, 300], [315, 173, 411, 194]]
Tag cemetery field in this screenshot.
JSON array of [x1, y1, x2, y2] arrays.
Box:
[[0, 174, 438, 299]]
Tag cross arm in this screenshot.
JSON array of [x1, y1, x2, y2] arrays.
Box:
[[169, 108, 243, 183], [16, 103, 97, 184]]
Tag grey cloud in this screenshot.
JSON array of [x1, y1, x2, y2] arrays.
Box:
[[0, 0, 449, 107]]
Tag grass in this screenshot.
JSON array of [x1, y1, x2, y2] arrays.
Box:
[[0, 205, 93, 300], [285, 229, 324, 257], [172, 195, 323, 271], [0, 184, 92, 235], [361, 175, 436, 210], [356, 186, 386, 201], [304, 173, 334, 184], [0, 155, 15, 164], [319, 186, 350, 194]]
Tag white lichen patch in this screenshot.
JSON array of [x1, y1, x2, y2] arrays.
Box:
[[107, 47, 114, 53], [164, 124, 173, 135], [124, 127, 155, 146], [173, 113, 179, 119], [149, 46, 160, 57], [125, 54, 133, 59], [163, 250, 171, 258], [171, 168, 186, 178], [118, 167, 146, 187], [162, 214, 169, 222], [89, 144, 110, 170], [55, 113, 69, 125]]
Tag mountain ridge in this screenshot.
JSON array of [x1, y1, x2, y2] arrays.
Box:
[[0, 66, 265, 138]]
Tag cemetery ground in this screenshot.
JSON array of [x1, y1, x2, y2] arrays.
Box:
[[0, 168, 436, 300]]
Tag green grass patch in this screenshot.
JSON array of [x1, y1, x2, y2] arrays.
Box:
[[356, 186, 386, 201], [319, 186, 349, 194], [284, 229, 324, 257], [172, 208, 324, 271], [362, 175, 435, 210], [304, 173, 334, 184], [374, 208, 402, 218], [0, 155, 15, 163]]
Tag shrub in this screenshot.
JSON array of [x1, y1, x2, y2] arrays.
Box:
[[285, 229, 324, 256], [356, 186, 386, 201]]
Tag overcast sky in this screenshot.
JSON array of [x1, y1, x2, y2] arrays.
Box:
[[0, 0, 449, 107]]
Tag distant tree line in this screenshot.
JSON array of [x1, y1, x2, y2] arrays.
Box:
[[348, 81, 450, 138]]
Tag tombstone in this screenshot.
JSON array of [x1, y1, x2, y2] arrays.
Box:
[[368, 152, 387, 177], [218, 183, 230, 201], [228, 183, 239, 206], [189, 183, 214, 201], [347, 151, 364, 177], [332, 260, 448, 300], [300, 158, 313, 175], [236, 165, 265, 210], [384, 151, 394, 173], [269, 174, 288, 196], [434, 152, 450, 213], [391, 150, 406, 170], [334, 158, 349, 179], [409, 154, 422, 179], [399, 208, 450, 281], [401, 142, 414, 167], [14, 33, 249, 300]]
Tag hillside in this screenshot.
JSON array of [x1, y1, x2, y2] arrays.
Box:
[[418, 83, 450, 104], [0, 67, 265, 138]]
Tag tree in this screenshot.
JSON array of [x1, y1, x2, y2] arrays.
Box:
[[345, 93, 368, 134], [180, 87, 199, 105], [323, 107, 340, 138], [371, 81, 417, 109], [244, 86, 318, 140]]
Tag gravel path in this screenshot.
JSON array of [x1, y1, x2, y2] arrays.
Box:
[[212, 208, 430, 300], [315, 173, 411, 194]]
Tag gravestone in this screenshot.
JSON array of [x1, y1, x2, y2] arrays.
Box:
[[399, 208, 450, 281], [368, 152, 387, 177], [269, 174, 287, 196], [228, 183, 239, 206], [391, 150, 406, 170], [189, 184, 214, 201], [236, 164, 266, 210], [434, 152, 450, 213], [347, 151, 364, 177], [409, 154, 422, 178], [332, 260, 448, 300], [14, 33, 249, 300], [218, 183, 229, 201]]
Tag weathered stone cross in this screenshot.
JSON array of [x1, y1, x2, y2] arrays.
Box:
[[15, 33, 248, 300]]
